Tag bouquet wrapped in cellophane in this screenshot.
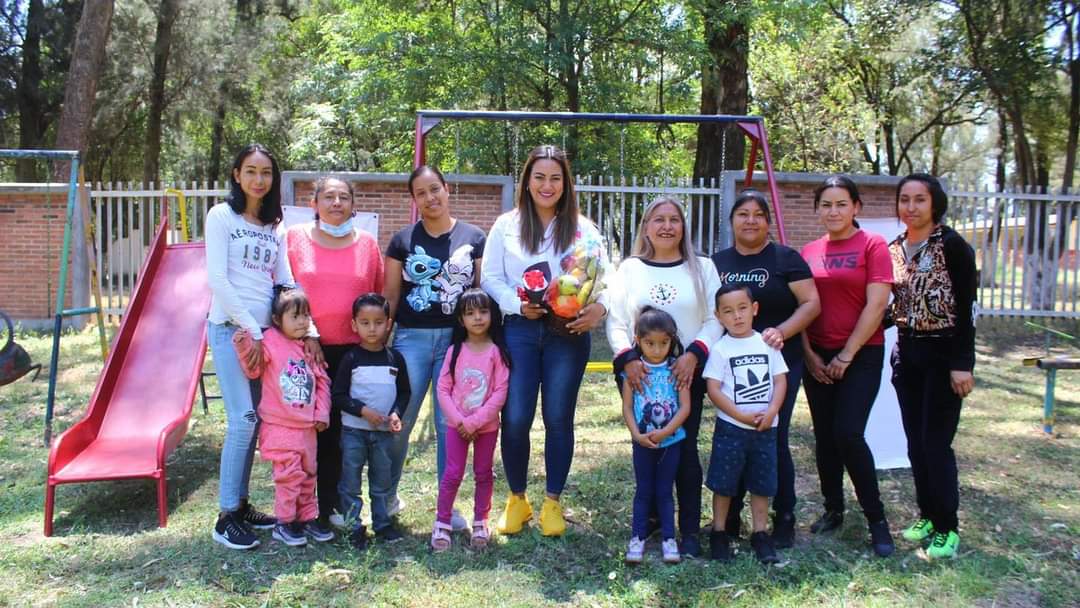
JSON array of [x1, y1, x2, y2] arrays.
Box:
[[543, 234, 606, 333]]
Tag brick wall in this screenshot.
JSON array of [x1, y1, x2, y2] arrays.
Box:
[[0, 187, 76, 321], [1, 172, 900, 323], [743, 174, 901, 250], [290, 177, 508, 251]]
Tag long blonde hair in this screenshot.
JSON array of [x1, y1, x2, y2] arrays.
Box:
[[631, 196, 707, 311]]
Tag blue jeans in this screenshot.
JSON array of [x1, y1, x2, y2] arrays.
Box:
[[502, 316, 590, 496], [339, 427, 394, 532], [389, 325, 453, 496], [208, 322, 261, 512], [632, 442, 681, 540]]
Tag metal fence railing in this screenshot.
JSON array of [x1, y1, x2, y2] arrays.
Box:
[[948, 186, 1080, 318], [90, 182, 226, 318], [576, 176, 724, 263], [85, 179, 1080, 321]]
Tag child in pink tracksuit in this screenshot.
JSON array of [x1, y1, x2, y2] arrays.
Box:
[[431, 288, 510, 552], [234, 288, 332, 548]]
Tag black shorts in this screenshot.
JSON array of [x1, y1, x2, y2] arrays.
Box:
[[706, 418, 778, 497]]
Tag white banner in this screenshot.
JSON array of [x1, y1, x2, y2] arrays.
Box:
[[857, 216, 909, 470]]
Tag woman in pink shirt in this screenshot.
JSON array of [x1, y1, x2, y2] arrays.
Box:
[[287, 176, 384, 525], [800, 175, 895, 557]]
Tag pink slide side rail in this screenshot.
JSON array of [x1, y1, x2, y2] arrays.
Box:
[[45, 217, 210, 535]]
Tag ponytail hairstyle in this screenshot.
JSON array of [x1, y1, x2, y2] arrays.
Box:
[[447, 288, 512, 387], [270, 286, 311, 328], [633, 305, 683, 363], [813, 174, 862, 229]]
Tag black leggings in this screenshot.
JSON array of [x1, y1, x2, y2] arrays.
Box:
[[803, 344, 885, 523], [891, 337, 963, 533], [316, 343, 352, 519]]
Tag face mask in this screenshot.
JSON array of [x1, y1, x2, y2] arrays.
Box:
[[319, 216, 354, 238]]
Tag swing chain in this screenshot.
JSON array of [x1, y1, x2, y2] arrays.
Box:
[[454, 123, 462, 198], [619, 124, 626, 183]]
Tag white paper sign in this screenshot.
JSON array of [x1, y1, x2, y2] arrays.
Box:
[[857, 216, 909, 470]]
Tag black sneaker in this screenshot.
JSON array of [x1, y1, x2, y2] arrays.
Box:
[[709, 530, 732, 561], [679, 533, 702, 558], [375, 525, 405, 544], [237, 501, 276, 530], [213, 511, 259, 550], [810, 510, 844, 535], [302, 520, 335, 543], [349, 526, 368, 551], [868, 519, 895, 557], [750, 531, 780, 564], [771, 512, 796, 549], [272, 522, 308, 547]]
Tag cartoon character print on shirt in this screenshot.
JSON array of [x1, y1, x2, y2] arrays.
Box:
[[729, 353, 771, 407], [435, 244, 476, 315], [638, 397, 677, 435], [279, 358, 314, 407], [403, 245, 442, 312], [649, 283, 678, 306], [460, 367, 489, 411]]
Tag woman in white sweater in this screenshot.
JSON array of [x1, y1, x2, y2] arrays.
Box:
[[481, 145, 611, 538], [606, 196, 723, 558], [205, 144, 309, 550]]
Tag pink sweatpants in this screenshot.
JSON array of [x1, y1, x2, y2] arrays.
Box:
[[437, 429, 498, 525], [259, 423, 319, 523]]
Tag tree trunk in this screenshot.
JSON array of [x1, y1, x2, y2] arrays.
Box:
[[1064, 5, 1080, 190], [693, 0, 749, 182], [142, 0, 179, 185], [16, 0, 46, 181], [53, 0, 115, 178]]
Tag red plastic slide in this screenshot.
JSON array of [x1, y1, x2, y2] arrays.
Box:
[[45, 218, 209, 535]]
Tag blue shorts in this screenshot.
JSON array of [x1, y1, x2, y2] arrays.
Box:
[[706, 418, 778, 497]]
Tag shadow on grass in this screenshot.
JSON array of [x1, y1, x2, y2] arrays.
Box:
[[46, 419, 220, 537]]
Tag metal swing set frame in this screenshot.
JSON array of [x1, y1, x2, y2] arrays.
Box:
[[411, 110, 789, 244]]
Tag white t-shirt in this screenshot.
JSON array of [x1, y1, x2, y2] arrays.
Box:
[[480, 210, 613, 317], [702, 331, 789, 430], [205, 202, 295, 338], [605, 256, 723, 353]]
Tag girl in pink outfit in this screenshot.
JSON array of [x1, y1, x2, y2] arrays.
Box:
[[431, 289, 511, 551], [234, 288, 332, 548]]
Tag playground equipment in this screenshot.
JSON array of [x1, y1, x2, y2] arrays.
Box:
[[412, 110, 789, 245], [0, 150, 109, 444], [0, 309, 41, 385], [1022, 321, 1080, 435], [44, 199, 210, 535]]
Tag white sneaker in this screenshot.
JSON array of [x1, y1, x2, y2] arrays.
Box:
[[387, 496, 405, 518], [328, 512, 346, 529], [625, 537, 646, 564], [450, 508, 469, 532], [661, 538, 681, 564]]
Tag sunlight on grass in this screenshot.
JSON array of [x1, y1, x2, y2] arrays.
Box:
[[0, 321, 1077, 606]]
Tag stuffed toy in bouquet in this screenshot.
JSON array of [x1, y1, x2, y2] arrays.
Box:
[[516, 233, 606, 335]]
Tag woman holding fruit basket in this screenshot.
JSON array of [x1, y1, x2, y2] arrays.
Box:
[[605, 195, 724, 558], [480, 144, 612, 538]]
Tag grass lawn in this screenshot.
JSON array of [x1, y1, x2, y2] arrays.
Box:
[[0, 319, 1077, 607]]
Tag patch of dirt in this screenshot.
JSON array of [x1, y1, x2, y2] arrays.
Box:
[[974, 585, 1044, 608]]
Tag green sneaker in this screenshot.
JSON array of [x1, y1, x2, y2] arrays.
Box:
[[901, 518, 935, 542], [927, 530, 960, 559]]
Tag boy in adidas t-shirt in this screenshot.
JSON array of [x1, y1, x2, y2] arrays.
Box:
[[703, 284, 788, 564]]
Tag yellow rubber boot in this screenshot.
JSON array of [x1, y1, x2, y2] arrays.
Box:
[[496, 494, 533, 535], [539, 497, 567, 537]]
